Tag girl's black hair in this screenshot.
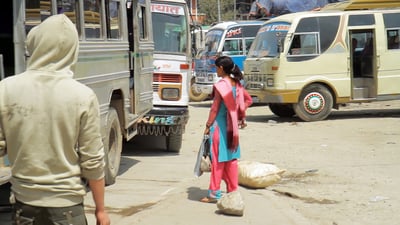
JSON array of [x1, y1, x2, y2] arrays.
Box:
[[215, 56, 243, 82]]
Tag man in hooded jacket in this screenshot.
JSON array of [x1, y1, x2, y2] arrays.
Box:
[[0, 14, 110, 225]]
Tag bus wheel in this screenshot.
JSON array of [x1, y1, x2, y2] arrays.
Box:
[[269, 103, 295, 117], [293, 84, 333, 122], [166, 133, 182, 153], [104, 108, 122, 185], [189, 77, 208, 102]]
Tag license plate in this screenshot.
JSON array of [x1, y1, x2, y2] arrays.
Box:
[[198, 72, 207, 77], [251, 96, 260, 103]]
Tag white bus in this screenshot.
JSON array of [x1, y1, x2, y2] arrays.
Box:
[[244, 1, 400, 121], [136, 0, 192, 153], [0, 0, 154, 185]]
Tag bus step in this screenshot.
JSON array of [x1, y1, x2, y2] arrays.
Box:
[[353, 87, 369, 99]]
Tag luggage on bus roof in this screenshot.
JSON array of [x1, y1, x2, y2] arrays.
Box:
[[322, 0, 400, 11]]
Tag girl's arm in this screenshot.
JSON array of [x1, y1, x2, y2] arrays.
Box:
[[243, 89, 253, 108], [204, 89, 222, 134]]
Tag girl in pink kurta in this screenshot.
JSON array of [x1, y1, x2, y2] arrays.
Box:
[[201, 56, 252, 203]]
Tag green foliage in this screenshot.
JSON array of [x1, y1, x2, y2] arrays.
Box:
[[198, 0, 236, 25]]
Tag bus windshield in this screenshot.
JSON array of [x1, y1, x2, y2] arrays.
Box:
[[151, 3, 187, 54], [199, 29, 223, 56], [248, 22, 290, 58]]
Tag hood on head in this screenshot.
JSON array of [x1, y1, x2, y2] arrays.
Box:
[[26, 14, 79, 72]]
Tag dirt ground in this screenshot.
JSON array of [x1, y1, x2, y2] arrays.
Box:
[[106, 99, 400, 225], [234, 100, 400, 225], [1, 100, 399, 225]]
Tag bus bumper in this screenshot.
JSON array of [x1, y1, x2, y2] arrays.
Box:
[[247, 89, 301, 103], [193, 83, 213, 95], [139, 106, 189, 126], [137, 106, 189, 136]]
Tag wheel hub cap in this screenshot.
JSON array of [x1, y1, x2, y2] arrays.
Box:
[[304, 92, 324, 114]]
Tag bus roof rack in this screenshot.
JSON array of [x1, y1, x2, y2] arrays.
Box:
[[321, 0, 400, 11]]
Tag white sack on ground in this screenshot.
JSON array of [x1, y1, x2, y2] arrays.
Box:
[[238, 160, 286, 189], [217, 191, 244, 216]]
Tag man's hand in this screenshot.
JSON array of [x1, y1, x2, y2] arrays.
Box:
[[89, 178, 110, 225], [95, 209, 110, 225]]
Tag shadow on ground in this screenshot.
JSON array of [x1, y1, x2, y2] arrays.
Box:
[[186, 186, 208, 202], [246, 108, 400, 124]]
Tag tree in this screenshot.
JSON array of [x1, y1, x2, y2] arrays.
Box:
[[198, 0, 236, 25]]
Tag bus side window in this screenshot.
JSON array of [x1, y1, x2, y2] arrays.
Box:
[[301, 33, 318, 54], [138, 6, 147, 40], [223, 40, 234, 51], [84, 0, 102, 39], [245, 39, 254, 55], [289, 35, 301, 55], [387, 30, 400, 49], [289, 33, 318, 55], [106, 0, 121, 39], [223, 39, 240, 55], [26, 0, 52, 33], [57, 1, 80, 37]]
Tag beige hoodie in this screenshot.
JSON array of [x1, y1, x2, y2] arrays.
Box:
[[0, 14, 105, 207]]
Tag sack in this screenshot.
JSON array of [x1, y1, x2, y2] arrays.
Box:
[[217, 191, 245, 216], [238, 160, 286, 189], [194, 135, 211, 177]]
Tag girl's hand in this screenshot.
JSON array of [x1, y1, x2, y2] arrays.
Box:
[[239, 120, 247, 129]]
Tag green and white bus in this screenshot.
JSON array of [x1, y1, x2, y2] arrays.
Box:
[[0, 0, 154, 185]]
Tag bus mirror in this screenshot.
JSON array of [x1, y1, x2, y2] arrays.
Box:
[[191, 24, 207, 56], [278, 38, 284, 53], [0, 54, 4, 80], [276, 32, 285, 53]]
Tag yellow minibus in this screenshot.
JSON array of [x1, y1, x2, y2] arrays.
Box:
[[244, 2, 400, 121]]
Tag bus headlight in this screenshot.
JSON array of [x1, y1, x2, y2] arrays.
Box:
[[208, 73, 214, 81], [162, 88, 180, 100], [267, 78, 274, 87], [246, 82, 264, 90]]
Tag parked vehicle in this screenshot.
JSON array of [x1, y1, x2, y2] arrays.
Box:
[[190, 26, 209, 102], [191, 25, 208, 57], [192, 21, 263, 101], [136, 0, 192, 152], [0, 0, 154, 185], [244, 1, 400, 121]]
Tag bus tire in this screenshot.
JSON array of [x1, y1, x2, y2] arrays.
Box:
[[268, 103, 295, 117], [293, 84, 333, 122], [166, 133, 182, 153], [189, 77, 208, 102], [104, 108, 122, 185]]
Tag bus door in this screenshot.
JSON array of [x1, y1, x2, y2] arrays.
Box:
[[349, 28, 377, 100], [0, 1, 16, 79]]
